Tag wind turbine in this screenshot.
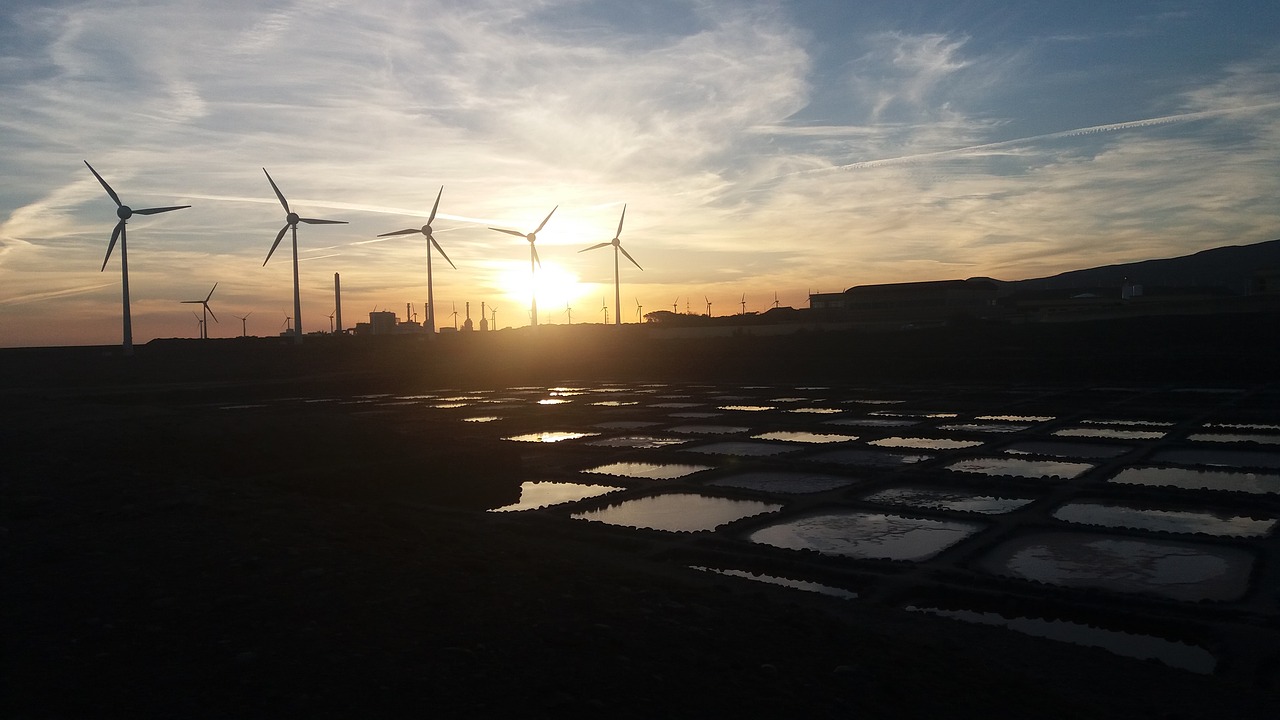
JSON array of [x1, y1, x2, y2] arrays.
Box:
[[450, 301, 459, 331], [635, 297, 643, 322], [282, 314, 293, 334], [672, 296, 679, 314], [705, 296, 712, 317], [489, 206, 557, 327], [180, 283, 218, 339], [772, 292, 780, 309], [740, 293, 747, 315], [377, 186, 455, 334], [84, 161, 190, 355], [578, 204, 641, 326], [191, 311, 204, 338], [233, 312, 252, 337], [565, 303, 573, 325], [262, 168, 347, 344], [328, 309, 336, 333], [601, 297, 608, 325], [490, 305, 498, 329]]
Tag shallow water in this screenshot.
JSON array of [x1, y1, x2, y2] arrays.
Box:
[[808, 449, 932, 467], [573, 493, 782, 532], [1003, 441, 1131, 459], [1053, 427, 1166, 441], [1151, 448, 1280, 469], [667, 424, 750, 435], [947, 457, 1094, 479], [594, 420, 661, 429], [752, 431, 857, 444], [975, 414, 1053, 422], [824, 417, 918, 428], [489, 481, 621, 512], [587, 435, 688, 449], [938, 422, 1031, 433], [592, 400, 639, 407], [463, 416, 501, 423], [693, 567, 858, 599], [718, 405, 776, 412], [708, 470, 856, 494], [650, 402, 702, 408], [684, 441, 795, 457], [906, 606, 1215, 674], [748, 511, 984, 561], [505, 431, 597, 443], [583, 461, 713, 480], [976, 531, 1255, 601], [668, 412, 724, 419], [862, 487, 1035, 514], [1052, 501, 1275, 537], [787, 407, 844, 414], [1187, 432, 1280, 445], [1109, 466, 1280, 495]]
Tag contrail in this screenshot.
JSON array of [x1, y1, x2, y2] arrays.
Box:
[[0, 282, 116, 306], [175, 192, 500, 225], [779, 102, 1280, 179]]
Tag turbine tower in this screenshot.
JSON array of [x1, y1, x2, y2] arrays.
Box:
[[84, 161, 190, 355], [180, 283, 218, 339], [262, 168, 347, 344], [233, 312, 252, 338], [377, 186, 455, 334], [578, 204, 641, 325], [489, 206, 557, 327]]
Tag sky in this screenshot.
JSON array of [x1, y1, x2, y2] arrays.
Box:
[[1, 0, 1278, 346]]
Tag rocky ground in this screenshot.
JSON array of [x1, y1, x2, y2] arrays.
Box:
[[4, 316, 1280, 718]]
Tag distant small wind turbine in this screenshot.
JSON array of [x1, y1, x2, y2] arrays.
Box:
[[233, 311, 252, 337], [450, 301, 459, 331], [601, 297, 608, 325], [578, 204, 641, 325], [377, 186, 455, 334], [565, 303, 573, 325], [672, 296, 679, 313], [705, 296, 712, 317], [490, 206, 557, 327], [328, 308, 336, 333], [282, 314, 293, 334], [740, 293, 747, 315], [180, 282, 218, 339], [490, 305, 498, 328], [191, 311, 204, 338], [262, 168, 347, 344], [635, 297, 643, 322], [772, 292, 780, 309], [85, 161, 190, 355]]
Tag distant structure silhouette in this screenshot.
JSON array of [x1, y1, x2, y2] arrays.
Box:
[[233, 312, 252, 337], [480, 302, 489, 331], [579, 204, 641, 325], [463, 302, 474, 331], [84, 161, 190, 355], [262, 168, 347, 345], [334, 273, 343, 335], [489, 207, 557, 328], [377, 186, 454, 335], [180, 283, 218, 339]]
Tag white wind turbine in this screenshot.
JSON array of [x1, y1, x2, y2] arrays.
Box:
[[84, 161, 190, 355], [490, 206, 557, 327], [233, 312, 252, 337], [579, 204, 641, 325], [180, 283, 218, 339], [376, 186, 455, 334], [262, 169, 347, 343]]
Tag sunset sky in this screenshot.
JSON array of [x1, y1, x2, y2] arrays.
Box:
[[1, 1, 1278, 346]]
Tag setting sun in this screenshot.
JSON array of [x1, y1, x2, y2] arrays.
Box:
[[495, 260, 587, 323]]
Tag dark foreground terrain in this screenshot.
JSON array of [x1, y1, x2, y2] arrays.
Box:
[[4, 316, 1280, 718]]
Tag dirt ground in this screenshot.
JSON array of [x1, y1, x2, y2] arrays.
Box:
[[4, 317, 1280, 718]]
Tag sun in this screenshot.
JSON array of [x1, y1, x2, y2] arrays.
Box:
[[495, 260, 586, 323]]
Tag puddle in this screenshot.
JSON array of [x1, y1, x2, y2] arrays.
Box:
[[870, 411, 959, 419], [1003, 441, 1131, 459], [906, 606, 1215, 674], [583, 462, 713, 480], [668, 424, 750, 435], [868, 437, 984, 451], [592, 400, 639, 407], [573, 493, 781, 532], [769, 397, 811, 403], [752, 431, 857, 444], [594, 421, 662, 429], [1206, 422, 1280, 431], [693, 567, 858, 600], [587, 435, 688, 449], [505, 431, 598, 443], [1109, 466, 1280, 495], [787, 408, 844, 414], [441, 395, 484, 401], [684, 441, 795, 457], [1052, 501, 1276, 537], [824, 418, 918, 428], [537, 398, 570, 405], [708, 471, 856, 494], [670, 412, 723, 419], [848, 399, 904, 405], [1053, 427, 1165, 441], [946, 457, 1093, 479], [862, 487, 1035, 514], [1188, 433, 1280, 445], [975, 414, 1053, 422], [977, 530, 1255, 601], [651, 402, 703, 408], [719, 405, 776, 412], [938, 422, 1031, 433], [1151, 448, 1280, 469], [748, 511, 984, 562], [489, 481, 621, 512], [430, 402, 469, 409], [463, 416, 501, 423], [1083, 419, 1174, 428], [809, 449, 931, 467]]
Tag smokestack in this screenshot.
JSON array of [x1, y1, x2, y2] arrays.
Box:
[[334, 273, 343, 335]]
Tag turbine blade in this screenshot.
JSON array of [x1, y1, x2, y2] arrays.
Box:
[[101, 220, 124, 271], [616, 204, 626, 238], [133, 205, 191, 215], [263, 168, 290, 214], [206, 305, 219, 323], [490, 227, 526, 238], [579, 242, 611, 253], [428, 185, 443, 225], [205, 282, 217, 302], [180, 300, 200, 304], [531, 244, 541, 268], [432, 238, 457, 270], [619, 244, 643, 271], [264, 224, 289, 265], [84, 161, 122, 207], [299, 218, 347, 225], [377, 228, 421, 237], [534, 206, 557, 233]]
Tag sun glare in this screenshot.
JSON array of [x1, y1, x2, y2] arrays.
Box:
[[496, 260, 587, 322]]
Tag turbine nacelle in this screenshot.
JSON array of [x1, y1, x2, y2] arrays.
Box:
[[116, 206, 133, 220]]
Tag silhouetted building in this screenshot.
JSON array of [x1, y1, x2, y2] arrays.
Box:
[[842, 279, 999, 324]]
